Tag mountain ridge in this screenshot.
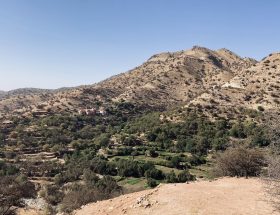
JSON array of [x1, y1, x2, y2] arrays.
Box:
[[1, 46, 279, 120]]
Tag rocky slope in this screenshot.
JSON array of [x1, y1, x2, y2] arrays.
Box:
[[189, 52, 280, 118], [95, 46, 256, 108], [0, 46, 259, 117], [74, 178, 278, 215]]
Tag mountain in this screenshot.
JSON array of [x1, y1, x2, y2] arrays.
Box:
[[0, 46, 261, 118], [0, 46, 279, 121], [93, 46, 255, 108]]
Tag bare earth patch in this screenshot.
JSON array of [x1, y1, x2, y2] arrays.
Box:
[[74, 177, 279, 215]]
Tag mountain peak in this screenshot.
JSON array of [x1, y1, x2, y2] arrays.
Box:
[[191, 45, 213, 53]]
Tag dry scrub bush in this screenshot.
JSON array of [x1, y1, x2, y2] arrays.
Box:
[[214, 147, 265, 177], [262, 112, 280, 211], [60, 175, 121, 213], [264, 112, 280, 150], [266, 154, 280, 211], [0, 176, 35, 215], [60, 185, 106, 213]]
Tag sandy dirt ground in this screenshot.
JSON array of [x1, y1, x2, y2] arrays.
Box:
[[17, 209, 44, 215], [74, 177, 279, 215]]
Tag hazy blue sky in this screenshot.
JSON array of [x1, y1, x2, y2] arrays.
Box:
[[0, 0, 279, 91]]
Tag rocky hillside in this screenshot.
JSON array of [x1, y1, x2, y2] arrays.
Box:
[[95, 46, 256, 108], [0, 46, 263, 119], [189, 52, 280, 118]]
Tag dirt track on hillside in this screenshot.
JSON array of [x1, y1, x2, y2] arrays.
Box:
[[74, 177, 279, 215]]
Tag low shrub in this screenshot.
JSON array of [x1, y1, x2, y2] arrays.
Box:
[[177, 170, 195, 183], [214, 147, 265, 177], [147, 178, 158, 188]]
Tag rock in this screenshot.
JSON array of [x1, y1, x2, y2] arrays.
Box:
[[142, 200, 151, 208]]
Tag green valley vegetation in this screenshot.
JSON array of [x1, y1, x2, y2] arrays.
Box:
[[0, 99, 273, 214]]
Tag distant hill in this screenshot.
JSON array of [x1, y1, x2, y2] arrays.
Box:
[[0, 87, 73, 98], [0, 88, 51, 98], [0, 91, 6, 98]]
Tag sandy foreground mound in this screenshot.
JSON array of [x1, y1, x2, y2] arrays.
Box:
[[74, 177, 279, 215]]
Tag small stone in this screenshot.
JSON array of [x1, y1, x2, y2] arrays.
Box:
[[142, 200, 151, 208]]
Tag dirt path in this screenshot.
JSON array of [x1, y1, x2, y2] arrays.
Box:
[[74, 177, 279, 215]]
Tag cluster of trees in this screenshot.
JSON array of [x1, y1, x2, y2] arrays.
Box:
[[2, 105, 270, 164], [0, 104, 275, 214], [3, 100, 143, 150], [55, 152, 194, 186], [124, 113, 269, 156]]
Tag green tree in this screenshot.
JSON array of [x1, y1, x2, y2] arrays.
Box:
[[166, 170, 178, 183], [94, 134, 110, 147], [147, 178, 157, 188], [177, 170, 195, 183], [171, 156, 181, 169]]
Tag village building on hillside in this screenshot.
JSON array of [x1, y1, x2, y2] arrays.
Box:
[[78, 107, 107, 116], [78, 108, 97, 115]]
